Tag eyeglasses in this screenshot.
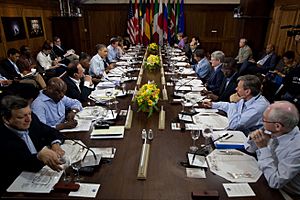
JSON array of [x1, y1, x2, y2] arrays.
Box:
[[262, 119, 284, 127]]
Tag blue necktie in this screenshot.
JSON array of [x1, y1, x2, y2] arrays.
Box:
[[22, 132, 37, 154]]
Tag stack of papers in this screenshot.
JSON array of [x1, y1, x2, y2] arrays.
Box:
[[90, 126, 125, 139], [212, 131, 247, 149], [192, 113, 228, 130], [7, 166, 62, 193], [60, 119, 92, 132]]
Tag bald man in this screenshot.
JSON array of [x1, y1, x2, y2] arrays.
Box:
[[245, 101, 300, 197], [31, 77, 82, 130]]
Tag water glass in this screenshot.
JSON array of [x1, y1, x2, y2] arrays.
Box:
[[59, 155, 71, 182], [202, 125, 213, 153], [190, 130, 201, 152]]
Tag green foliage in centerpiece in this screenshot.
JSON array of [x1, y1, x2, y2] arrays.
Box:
[[135, 82, 160, 117], [147, 42, 159, 55], [145, 54, 160, 71]]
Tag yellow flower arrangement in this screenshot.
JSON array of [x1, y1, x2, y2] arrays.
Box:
[[145, 54, 160, 71], [148, 43, 158, 51], [135, 82, 160, 117]]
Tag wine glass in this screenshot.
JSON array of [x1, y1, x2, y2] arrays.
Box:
[[202, 125, 213, 153], [121, 83, 126, 94], [105, 90, 113, 106], [189, 96, 198, 113], [148, 129, 154, 140], [180, 97, 187, 113], [59, 155, 71, 182], [71, 160, 82, 182], [190, 130, 201, 152]]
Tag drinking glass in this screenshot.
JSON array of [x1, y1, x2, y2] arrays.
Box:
[[148, 129, 154, 140], [71, 160, 82, 182], [59, 155, 71, 182], [190, 130, 201, 152], [105, 90, 113, 106], [202, 125, 213, 153], [180, 97, 187, 113]]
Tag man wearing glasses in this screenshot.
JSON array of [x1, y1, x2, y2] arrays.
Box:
[[245, 101, 300, 198]]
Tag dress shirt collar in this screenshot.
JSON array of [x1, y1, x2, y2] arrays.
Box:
[[214, 63, 222, 71], [40, 90, 57, 103], [69, 76, 81, 91], [244, 93, 261, 107], [5, 123, 28, 136], [275, 126, 299, 145]]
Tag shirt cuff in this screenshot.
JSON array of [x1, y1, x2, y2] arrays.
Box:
[[51, 139, 62, 146], [256, 147, 272, 159], [84, 81, 94, 88]]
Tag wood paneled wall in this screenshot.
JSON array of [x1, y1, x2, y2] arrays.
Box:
[[266, 0, 300, 60], [0, 0, 59, 59], [82, 4, 240, 56]]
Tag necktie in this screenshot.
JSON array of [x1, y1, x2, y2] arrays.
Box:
[[269, 137, 279, 164], [22, 132, 37, 154]]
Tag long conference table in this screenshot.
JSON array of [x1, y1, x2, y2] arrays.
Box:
[[2, 48, 285, 200]]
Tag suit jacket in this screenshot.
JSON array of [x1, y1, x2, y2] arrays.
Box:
[[207, 64, 225, 95], [0, 59, 21, 80], [260, 52, 277, 71], [62, 76, 93, 103], [0, 113, 64, 194], [218, 72, 239, 102], [53, 45, 66, 58]]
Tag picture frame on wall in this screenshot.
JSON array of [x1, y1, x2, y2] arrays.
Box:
[[1, 17, 26, 41], [26, 17, 44, 38]]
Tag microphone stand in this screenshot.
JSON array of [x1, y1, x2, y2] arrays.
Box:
[[191, 133, 229, 163], [177, 77, 197, 90], [68, 138, 98, 161]]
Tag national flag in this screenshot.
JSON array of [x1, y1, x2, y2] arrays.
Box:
[[127, 0, 135, 44], [163, 1, 168, 44], [175, 0, 180, 35], [152, 0, 159, 43], [144, 0, 151, 45], [150, 0, 154, 40], [178, 0, 185, 33], [139, 0, 145, 44], [158, 0, 164, 46], [168, 0, 175, 45], [134, 0, 139, 44]]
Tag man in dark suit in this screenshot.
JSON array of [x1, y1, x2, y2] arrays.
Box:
[[0, 48, 21, 80], [0, 95, 65, 194], [62, 61, 94, 105], [204, 50, 225, 95], [206, 60, 239, 102], [240, 44, 278, 75]]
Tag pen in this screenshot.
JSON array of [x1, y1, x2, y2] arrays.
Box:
[[224, 134, 233, 140]]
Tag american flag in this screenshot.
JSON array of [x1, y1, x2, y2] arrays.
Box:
[[127, 0, 135, 44]]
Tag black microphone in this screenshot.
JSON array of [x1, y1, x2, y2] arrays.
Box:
[[280, 25, 293, 29], [191, 133, 229, 163]]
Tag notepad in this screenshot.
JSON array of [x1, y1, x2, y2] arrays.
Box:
[[212, 131, 247, 149], [223, 183, 255, 197], [90, 126, 125, 139]]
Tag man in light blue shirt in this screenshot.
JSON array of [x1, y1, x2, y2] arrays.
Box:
[[203, 75, 269, 135], [31, 77, 82, 130], [190, 49, 211, 83], [107, 37, 122, 63], [89, 44, 109, 78], [246, 101, 300, 198]]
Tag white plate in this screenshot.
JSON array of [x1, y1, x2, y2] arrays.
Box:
[[192, 113, 228, 130], [76, 106, 107, 120], [116, 61, 129, 66], [90, 89, 126, 100], [185, 92, 206, 102], [174, 62, 189, 67]]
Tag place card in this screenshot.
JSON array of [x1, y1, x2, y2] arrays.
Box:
[[186, 168, 206, 179], [223, 183, 255, 197]]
